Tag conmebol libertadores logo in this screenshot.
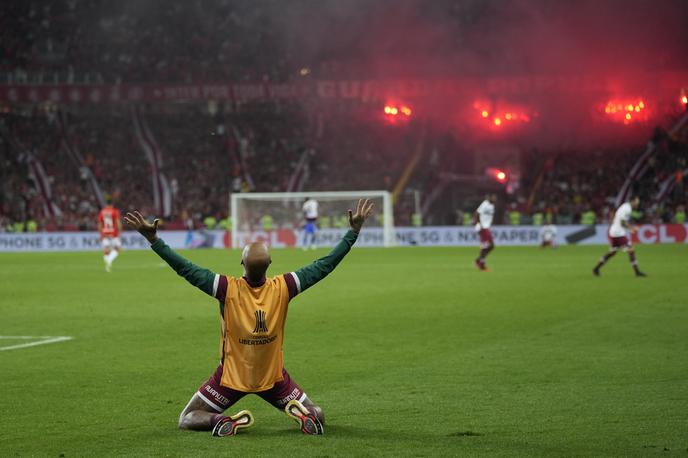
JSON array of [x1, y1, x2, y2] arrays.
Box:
[[253, 310, 268, 334]]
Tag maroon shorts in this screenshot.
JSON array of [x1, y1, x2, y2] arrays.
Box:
[[197, 365, 307, 413], [609, 235, 631, 249], [479, 228, 494, 246]]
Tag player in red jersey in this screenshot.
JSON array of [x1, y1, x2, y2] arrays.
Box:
[[98, 196, 122, 272]]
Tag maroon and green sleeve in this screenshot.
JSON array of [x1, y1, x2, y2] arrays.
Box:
[[283, 229, 359, 299], [150, 230, 358, 304], [150, 238, 227, 302]]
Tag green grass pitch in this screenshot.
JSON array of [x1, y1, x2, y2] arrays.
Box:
[[1, 244, 686, 457]]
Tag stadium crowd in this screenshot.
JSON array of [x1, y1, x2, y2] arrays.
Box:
[[2, 102, 687, 233], [2, 0, 687, 232], [520, 128, 688, 226], [4, 0, 685, 86], [1, 0, 289, 84]]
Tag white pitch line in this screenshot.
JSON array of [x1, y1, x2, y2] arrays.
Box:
[[0, 336, 73, 352], [0, 336, 60, 339]]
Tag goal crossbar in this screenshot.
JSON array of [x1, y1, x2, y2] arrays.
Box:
[[230, 190, 395, 248]]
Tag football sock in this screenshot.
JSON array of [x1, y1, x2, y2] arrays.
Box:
[[103, 254, 110, 265], [478, 245, 493, 262], [594, 251, 616, 270], [109, 250, 119, 263], [628, 251, 641, 274]]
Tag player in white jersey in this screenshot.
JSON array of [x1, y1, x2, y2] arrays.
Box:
[[593, 196, 646, 277], [540, 224, 557, 248], [302, 197, 319, 250], [474, 194, 496, 271]]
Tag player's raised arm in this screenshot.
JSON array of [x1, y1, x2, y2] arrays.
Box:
[[124, 211, 220, 298], [287, 199, 374, 297]]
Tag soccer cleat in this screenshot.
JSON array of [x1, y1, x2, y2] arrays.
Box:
[[211, 410, 254, 437], [592, 267, 600, 276], [635, 271, 647, 277], [475, 259, 489, 272], [284, 400, 324, 435], [104, 261, 112, 273]]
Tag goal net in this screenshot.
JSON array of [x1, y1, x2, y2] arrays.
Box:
[[230, 191, 395, 248]]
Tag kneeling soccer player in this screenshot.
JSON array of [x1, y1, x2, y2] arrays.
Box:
[[124, 199, 374, 437], [540, 223, 557, 248]]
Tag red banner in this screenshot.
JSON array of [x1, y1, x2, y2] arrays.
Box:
[[632, 224, 688, 244], [1, 72, 687, 104]]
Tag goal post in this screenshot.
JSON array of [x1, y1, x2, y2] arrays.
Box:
[[230, 191, 395, 248]]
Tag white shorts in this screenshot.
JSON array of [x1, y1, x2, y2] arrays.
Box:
[[101, 237, 122, 250]]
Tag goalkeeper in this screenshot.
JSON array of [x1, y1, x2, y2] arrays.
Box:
[[124, 199, 374, 437]]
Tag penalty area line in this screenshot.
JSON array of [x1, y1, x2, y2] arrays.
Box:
[[0, 336, 74, 352]]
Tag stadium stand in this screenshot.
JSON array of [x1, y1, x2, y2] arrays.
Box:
[[2, 104, 687, 232], [0, 1, 288, 84], [1, 0, 687, 232]]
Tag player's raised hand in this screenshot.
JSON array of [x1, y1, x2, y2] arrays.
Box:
[[348, 199, 374, 233], [124, 211, 160, 243]]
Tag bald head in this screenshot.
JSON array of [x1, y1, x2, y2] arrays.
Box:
[[241, 242, 272, 282]]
